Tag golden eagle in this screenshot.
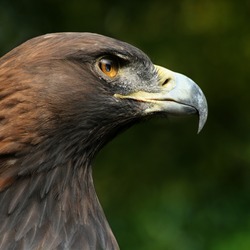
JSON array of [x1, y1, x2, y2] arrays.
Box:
[[0, 33, 207, 249]]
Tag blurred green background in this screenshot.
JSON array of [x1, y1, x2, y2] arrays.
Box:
[[1, 0, 250, 249]]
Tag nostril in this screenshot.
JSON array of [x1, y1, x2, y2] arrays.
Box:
[[162, 78, 171, 86]]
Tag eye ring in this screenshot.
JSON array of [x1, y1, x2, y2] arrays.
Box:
[[98, 57, 119, 78]]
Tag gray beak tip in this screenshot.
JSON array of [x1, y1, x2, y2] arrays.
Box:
[[197, 97, 208, 134], [172, 73, 208, 134]]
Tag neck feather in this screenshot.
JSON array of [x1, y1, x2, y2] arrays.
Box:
[[0, 155, 119, 250]]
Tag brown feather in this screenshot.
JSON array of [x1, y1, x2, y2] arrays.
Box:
[[0, 32, 159, 249], [0, 32, 151, 250]]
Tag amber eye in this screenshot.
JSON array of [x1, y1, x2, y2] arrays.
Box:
[[98, 57, 119, 78]]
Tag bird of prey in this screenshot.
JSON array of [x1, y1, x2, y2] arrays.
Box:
[[0, 33, 207, 250]]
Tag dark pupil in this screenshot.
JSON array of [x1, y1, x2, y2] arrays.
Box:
[[105, 62, 112, 72]]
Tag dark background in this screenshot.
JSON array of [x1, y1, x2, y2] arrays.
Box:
[[1, 0, 250, 249]]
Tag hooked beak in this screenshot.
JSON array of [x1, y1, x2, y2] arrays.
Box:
[[115, 65, 208, 133]]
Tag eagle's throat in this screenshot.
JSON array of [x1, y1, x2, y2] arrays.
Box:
[[0, 158, 119, 250]]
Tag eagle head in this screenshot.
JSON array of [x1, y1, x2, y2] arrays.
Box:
[[0, 33, 207, 250]]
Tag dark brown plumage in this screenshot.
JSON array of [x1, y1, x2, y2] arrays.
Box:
[[0, 33, 207, 250]]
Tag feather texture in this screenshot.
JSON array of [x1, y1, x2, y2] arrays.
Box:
[[0, 32, 158, 249]]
